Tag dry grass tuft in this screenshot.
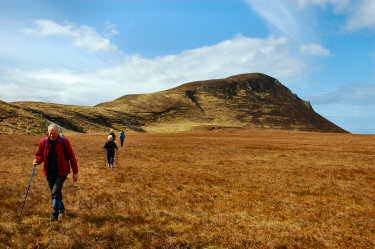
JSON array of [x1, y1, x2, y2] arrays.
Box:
[[0, 129, 374, 248]]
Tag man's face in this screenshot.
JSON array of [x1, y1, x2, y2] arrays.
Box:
[[48, 128, 59, 141]]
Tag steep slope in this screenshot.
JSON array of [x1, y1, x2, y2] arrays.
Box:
[[0, 100, 48, 134], [11, 102, 146, 134], [97, 73, 347, 133]]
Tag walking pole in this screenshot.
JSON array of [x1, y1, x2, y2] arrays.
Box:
[[18, 163, 37, 223], [116, 149, 119, 168], [103, 149, 106, 167], [104, 150, 108, 168]]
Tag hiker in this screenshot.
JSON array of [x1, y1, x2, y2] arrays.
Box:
[[103, 135, 118, 168], [109, 130, 116, 141], [119, 130, 126, 147], [33, 123, 78, 221]]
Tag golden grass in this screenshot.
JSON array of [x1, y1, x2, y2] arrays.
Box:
[[0, 130, 374, 248]]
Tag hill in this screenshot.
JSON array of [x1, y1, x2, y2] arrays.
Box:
[[0, 100, 48, 134], [97, 73, 347, 133], [7, 102, 146, 134], [1, 73, 347, 134]]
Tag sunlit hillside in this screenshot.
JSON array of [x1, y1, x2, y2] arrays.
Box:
[[10, 101, 145, 134], [1, 73, 347, 135], [0, 129, 373, 248], [0, 100, 48, 134], [97, 73, 347, 133]]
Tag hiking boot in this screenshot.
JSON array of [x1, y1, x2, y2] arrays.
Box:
[[50, 211, 59, 221], [57, 199, 65, 216], [58, 208, 65, 220], [59, 207, 65, 215]]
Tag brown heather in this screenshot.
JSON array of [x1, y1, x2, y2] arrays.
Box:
[[0, 129, 374, 248]]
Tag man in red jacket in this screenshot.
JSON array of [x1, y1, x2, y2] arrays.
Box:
[[33, 123, 78, 221]]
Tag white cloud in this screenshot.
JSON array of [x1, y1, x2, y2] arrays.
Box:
[[0, 35, 304, 106], [345, 0, 375, 31], [313, 103, 375, 134], [297, 0, 351, 12], [300, 43, 330, 56], [245, 0, 301, 40], [297, 0, 375, 31], [244, 0, 322, 43], [24, 19, 117, 52], [24, 19, 73, 35], [104, 22, 119, 37], [19, 68, 83, 85], [307, 84, 375, 105], [246, 0, 375, 39]]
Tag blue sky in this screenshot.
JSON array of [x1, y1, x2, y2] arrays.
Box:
[[0, 0, 374, 134]]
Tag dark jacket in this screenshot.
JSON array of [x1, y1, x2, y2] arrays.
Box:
[[109, 132, 116, 141], [35, 136, 78, 176], [104, 141, 118, 153], [119, 132, 125, 140]]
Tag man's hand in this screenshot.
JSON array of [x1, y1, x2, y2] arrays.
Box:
[[73, 174, 78, 182], [33, 159, 40, 165]]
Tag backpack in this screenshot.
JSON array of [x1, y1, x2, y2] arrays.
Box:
[[43, 135, 66, 149], [42, 135, 68, 160]]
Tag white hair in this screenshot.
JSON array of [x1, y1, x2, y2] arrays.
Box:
[[108, 135, 113, 140], [48, 123, 61, 133]]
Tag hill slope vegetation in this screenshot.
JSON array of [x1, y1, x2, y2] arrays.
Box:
[[0, 73, 347, 134]]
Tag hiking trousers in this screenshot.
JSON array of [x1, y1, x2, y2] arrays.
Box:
[[46, 174, 67, 200], [107, 151, 115, 164]]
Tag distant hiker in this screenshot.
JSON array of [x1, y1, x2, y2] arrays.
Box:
[[103, 135, 118, 168], [109, 130, 116, 141], [119, 130, 126, 147], [33, 123, 78, 221]]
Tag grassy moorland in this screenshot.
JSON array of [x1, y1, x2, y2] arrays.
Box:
[[0, 130, 374, 248]]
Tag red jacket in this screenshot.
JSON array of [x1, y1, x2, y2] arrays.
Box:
[[35, 136, 78, 176]]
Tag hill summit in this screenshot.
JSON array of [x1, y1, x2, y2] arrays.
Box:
[[1, 73, 347, 134], [96, 73, 347, 133]]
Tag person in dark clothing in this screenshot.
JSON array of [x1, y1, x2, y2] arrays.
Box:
[[119, 131, 126, 147], [109, 130, 116, 141], [33, 123, 78, 221], [103, 135, 118, 168]]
